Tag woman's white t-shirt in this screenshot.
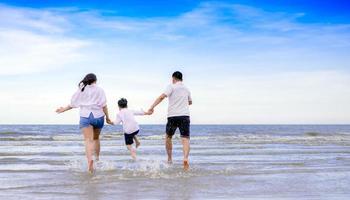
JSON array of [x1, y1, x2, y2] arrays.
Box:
[[70, 84, 107, 118]]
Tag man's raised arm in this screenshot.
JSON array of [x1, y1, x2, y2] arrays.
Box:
[[148, 93, 167, 113]]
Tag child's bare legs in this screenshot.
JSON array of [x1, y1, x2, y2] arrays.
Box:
[[127, 145, 137, 160], [134, 136, 140, 148]]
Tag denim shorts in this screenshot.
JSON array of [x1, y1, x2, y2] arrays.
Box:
[[79, 113, 105, 129]]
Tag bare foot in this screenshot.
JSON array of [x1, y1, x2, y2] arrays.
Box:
[[88, 160, 94, 174], [167, 159, 173, 164], [131, 150, 137, 161], [136, 141, 141, 148], [183, 160, 189, 171], [93, 150, 99, 162], [131, 154, 137, 160], [94, 154, 99, 162]]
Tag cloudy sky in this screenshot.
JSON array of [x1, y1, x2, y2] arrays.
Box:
[[0, 0, 349, 124]]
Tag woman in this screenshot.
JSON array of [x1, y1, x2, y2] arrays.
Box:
[[56, 73, 112, 173]]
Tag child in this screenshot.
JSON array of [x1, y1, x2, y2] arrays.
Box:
[[108, 98, 150, 160]]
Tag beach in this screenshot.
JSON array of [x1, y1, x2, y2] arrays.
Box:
[[1, 125, 350, 199]]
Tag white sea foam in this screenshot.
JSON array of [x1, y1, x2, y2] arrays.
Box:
[[2, 132, 350, 146], [66, 159, 87, 172], [0, 163, 63, 171], [52, 134, 81, 141]]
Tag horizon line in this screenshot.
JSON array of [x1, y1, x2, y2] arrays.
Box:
[[1, 124, 350, 126]]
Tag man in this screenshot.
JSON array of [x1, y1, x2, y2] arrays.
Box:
[[148, 71, 192, 170]]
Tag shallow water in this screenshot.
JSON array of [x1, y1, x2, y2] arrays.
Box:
[[1, 125, 350, 199]]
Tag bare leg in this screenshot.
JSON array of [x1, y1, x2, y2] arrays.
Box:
[[181, 137, 190, 170], [93, 128, 101, 161], [127, 145, 136, 160], [82, 126, 95, 173], [134, 136, 140, 148], [165, 135, 173, 164]]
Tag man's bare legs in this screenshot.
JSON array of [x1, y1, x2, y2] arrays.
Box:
[[82, 126, 95, 173], [93, 128, 101, 161], [127, 145, 137, 160], [165, 135, 173, 164], [134, 136, 140, 148], [181, 137, 190, 170]]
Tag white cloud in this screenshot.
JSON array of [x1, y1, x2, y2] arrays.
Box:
[[0, 4, 71, 33], [0, 5, 89, 75], [0, 2, 349, 124], [0, 29, 88, 75]]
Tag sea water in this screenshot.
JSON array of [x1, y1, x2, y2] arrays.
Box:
[[0, 125, 350, 199]]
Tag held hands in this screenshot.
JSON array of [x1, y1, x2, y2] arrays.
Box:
[[141, 108, 153, 115], [144, 109, 153, 115], [146, 108, 154, 115], [106, 117, 114, 125]]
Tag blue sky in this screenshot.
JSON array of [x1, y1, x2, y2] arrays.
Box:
[[0, 0, 349, 124], [1, 0, 350, 22]]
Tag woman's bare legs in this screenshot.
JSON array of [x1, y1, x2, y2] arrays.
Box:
[[127, 145, 137, 160], [82, 126, 94, 173], [93, 128, 101, 161]]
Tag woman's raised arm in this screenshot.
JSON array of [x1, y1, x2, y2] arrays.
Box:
[[55, 105, 73, 114]]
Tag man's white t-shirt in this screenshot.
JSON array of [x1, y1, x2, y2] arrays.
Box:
[[114, 108, 144, 134], [164, 82, 192, 117]]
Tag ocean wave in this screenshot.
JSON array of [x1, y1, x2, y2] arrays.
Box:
[[209, 134, 350, 145], [0, 135, 53, 141], [304, 132, 321, 136], [0, 131, 18, 134], [1, 133, 350, 146], [52, 135, 82, 141]]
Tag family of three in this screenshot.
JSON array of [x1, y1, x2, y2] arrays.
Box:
[[55, 71, 192, 173]]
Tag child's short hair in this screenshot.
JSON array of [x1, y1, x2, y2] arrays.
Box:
[[118, 98, 128, 108], [172, 71, 183, 81]]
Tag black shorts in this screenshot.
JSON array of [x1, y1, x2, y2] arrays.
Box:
[[166, 116, 190, 138], [124, 130, 139, 145]]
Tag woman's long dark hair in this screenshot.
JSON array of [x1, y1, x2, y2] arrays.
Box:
[[79, 73, 97, 92]]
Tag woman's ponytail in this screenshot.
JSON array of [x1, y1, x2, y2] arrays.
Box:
[[79, 73, 97, 92]]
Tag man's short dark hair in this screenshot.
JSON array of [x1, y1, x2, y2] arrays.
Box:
[[118, 98, 128, 108], [172, 71, 183, 81]]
